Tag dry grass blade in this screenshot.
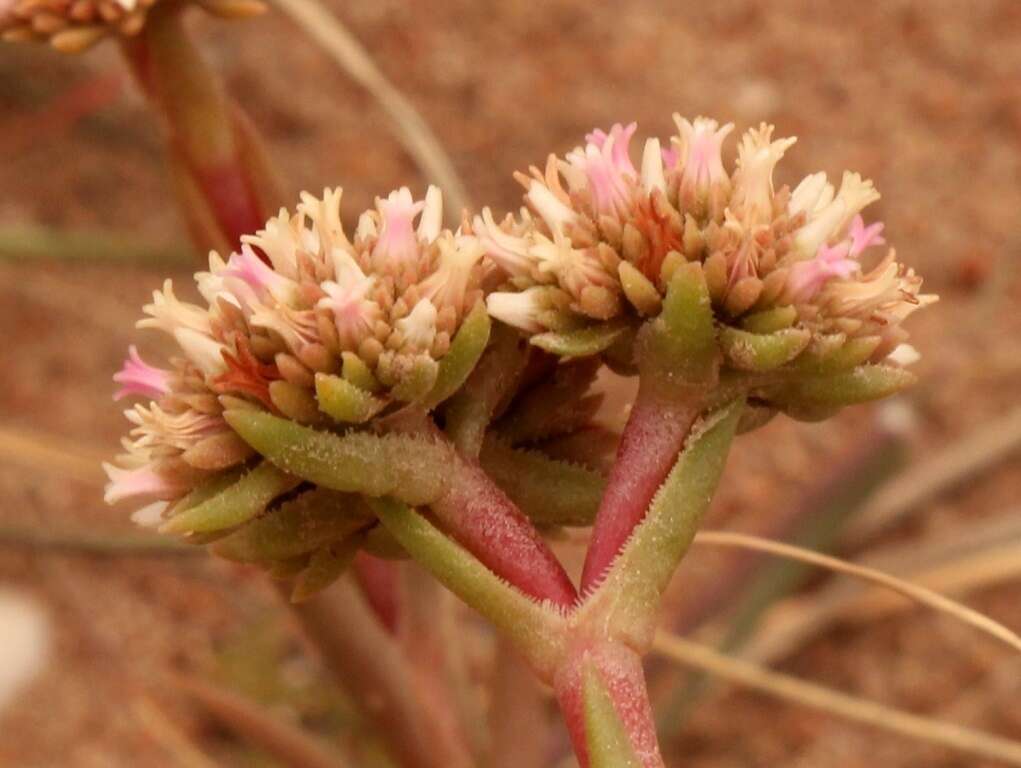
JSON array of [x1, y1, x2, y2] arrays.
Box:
[[0, 226, 193, 266], [840, 541, 1021, 623], [846, 405, 1021, 545], [132, 696, 219, 768], [693, 531, 1021, 654], [0, 425, 105, 485], [744, 509, 1021, 666], [269, 0, 470, 219], [175, 674, 349, 768], [652, 634, 1021, 766]]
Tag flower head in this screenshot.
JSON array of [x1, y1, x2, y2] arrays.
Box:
[[105, 186, 485, 519], [0, 0, 260, 52], [476, 113, 935, 377]]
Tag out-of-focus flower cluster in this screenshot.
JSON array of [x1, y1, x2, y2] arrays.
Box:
[[476, 117, 935, 364], [104, 186, 485, 518], [0, 0, 259, 52]]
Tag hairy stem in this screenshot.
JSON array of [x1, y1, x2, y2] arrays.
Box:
[[555, 639, 663, 768], [581, 379, 700, 593], [432, 436, 578, 608]]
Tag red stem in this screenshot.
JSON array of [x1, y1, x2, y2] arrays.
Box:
[[581, 380, 699, 593], [353, 552, 401, 633], [432, 453, 578, 608], [191, 155, 266, 249], [554, 639, 664, 768], [119, 13, 266, 253]]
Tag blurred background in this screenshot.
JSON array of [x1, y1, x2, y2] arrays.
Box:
[[1, 0, 1020, 765]]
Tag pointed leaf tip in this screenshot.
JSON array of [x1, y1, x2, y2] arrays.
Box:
[[530, 320, 630, 359], [160, 461, 300, 535], [421, 299, 491, 409], [224, 409, 450, 505], [315, 373, 386, 423], [719, 326, 811, 372], [638, 261, 718, 387]]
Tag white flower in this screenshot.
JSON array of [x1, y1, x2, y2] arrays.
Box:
[[173, 328, 227, 377], [395, 298, 438, 351], [486, 287, 549, 334], [139, 280, 212, 337], [418, 233, 485, 313], [793, 172, 880, 258], [729, 124, 797, 231]]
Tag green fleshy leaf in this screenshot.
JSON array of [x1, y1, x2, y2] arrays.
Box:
[[267, 554, 309, 579], [740, 305, 798, 334], [211, 488, 371, 563], [719, 326, 810, 372], [618, 261, 662, 317], [315, 373, 386, 423], [224, 410, 451, 505], [369, 498, 567, 681], [362, 524, 409, 560], [443, 324, 528, 457], [161, 462, 301, 535], [391, 356, 440, 402], [583, 665, 642, 768], [421, 300, 491, 409], [736, 404, 777, 434], [577, 399, 744, 649], [479, 438, 603, 527], [530, 320, 630, 359], [790, 335, 883, 375], [291, 536, 362, 602], [495, 357, 602, 444], [636, 262, 718, 386], [778, 401, 843, 422], [169, 467, 244, 514], [341, 352, 381, 392], [789, 333, 846, 370], [772, 364, 916, 407]]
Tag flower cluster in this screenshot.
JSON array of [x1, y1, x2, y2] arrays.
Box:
[[0, 0, 257, 52], [476, 117, 934, 363], [104, 186, 486, 517]]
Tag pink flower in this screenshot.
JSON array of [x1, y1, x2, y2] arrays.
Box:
[[102, 463, 189, 504], [585, 123, 638, 177], [785, 241, 860, 303], [113, 346, 171, 401], [221, 245, 299, 305], [847, 215, 885, 257], [673, 116, 734, 209], [318, 270, 382, 351], [568, 123, 638, 218], [372, 188, 425, 272]]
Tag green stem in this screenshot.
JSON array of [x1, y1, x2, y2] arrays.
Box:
[[369, 498, 567, 682]]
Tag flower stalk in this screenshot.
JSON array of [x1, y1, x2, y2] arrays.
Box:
[[120, 0, 276, 252]]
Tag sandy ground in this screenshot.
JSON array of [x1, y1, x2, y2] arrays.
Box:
[[1, 1, 1020, 765]]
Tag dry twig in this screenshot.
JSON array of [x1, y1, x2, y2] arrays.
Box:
[[175, 674, 349, 768], [652, 634, 1021, 767], [692, 531, 1021, 654], [268, 0, 470, 218]]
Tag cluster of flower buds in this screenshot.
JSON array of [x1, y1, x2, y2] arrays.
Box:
[[475, 117, 935, 413], [0, 0, 260, 52], [105, 187, 489, 542], [104, 115, 936, 597]]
